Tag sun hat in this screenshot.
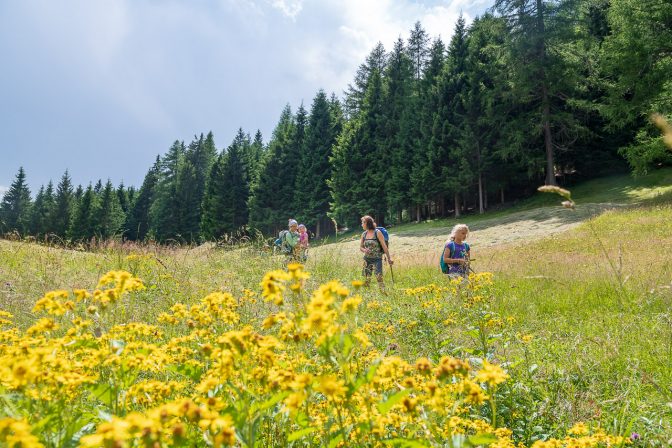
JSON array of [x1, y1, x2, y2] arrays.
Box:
[[288, 219, 298, 227]]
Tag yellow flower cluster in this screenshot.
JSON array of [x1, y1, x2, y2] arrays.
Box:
[[0, 267, 623, 447]]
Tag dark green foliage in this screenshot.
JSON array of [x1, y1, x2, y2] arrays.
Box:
[[0, 167, 32, 235], [384, 38, 415, 222], [29, 181, 55, 237], [201, 129, 251, 239], [125, 158, 159, 241], [600, 0, 672, 173], [70, 185, 97, 241], [95, 180, 125, 240], [249, 105, 298, 235], [330, 69, 389, 228], [50, 170, 74, 239], [151, 141, 185, 242], [294, 90, 342, 237]]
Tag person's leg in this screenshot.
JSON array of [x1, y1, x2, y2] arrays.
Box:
[[363, 259, 373, 287], [374, 258, 386, 293]]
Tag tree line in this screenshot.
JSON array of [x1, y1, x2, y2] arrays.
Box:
[[1, 0, 670, 243]]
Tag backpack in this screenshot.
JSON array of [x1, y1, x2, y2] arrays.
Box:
[[439, 241, 470, 274], [275, 230, 293, 255], [375, 227, 390, 248]]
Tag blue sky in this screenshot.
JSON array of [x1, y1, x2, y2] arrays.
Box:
[[0, 0, 490, 198]]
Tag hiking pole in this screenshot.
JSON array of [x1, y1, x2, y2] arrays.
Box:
[[387, 256, 395, 285]]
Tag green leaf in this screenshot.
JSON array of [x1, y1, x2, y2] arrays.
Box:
[[377, 389, 410, 415], [251, 391, 289, 414], [287, 427, 318, 442], [328, 433, 344, 448], [341, 334, 354, 358], [88, 383, 113, 406], [466, 433, 497, 446], [383, 438, 430, 447]]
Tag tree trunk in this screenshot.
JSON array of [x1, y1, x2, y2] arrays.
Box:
[[316, 219, 321, 239], [484, 180, 488, 210], [478, 172, 484, 214], [536, 0, 556, 186], [500, 187, 505, 205], [416, 205, 421, 223], [454, 192, 461, 218]]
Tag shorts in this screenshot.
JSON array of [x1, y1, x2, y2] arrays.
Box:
[[363, 258, 383, 277]]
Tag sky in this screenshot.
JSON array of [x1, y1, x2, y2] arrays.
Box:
[[0, 0, 490, 198]]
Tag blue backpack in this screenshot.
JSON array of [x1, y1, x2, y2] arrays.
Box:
[[375, 227, 389, 248], [439, 241, 470, 274]]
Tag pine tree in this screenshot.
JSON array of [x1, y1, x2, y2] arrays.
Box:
[[427, 16, 471, 217], [331, 69, 388, 227], [494, 0, 584, 185], [249, 105, 297, 235], [201, 134, 250, 238], [410, 37, 445, 221], [96, 180, 125, 239], [384, 38, 414, 222], [295, 90, 341, 237], [0, 167, 32, 235], [344, 43, 387, 118], [247, 130, 265, 188], [407, 21, 430, 83], [175, 155, 200, 242], [70, 184, 97, 241], [150, 141, 185, 241], [50, 170, 74, 238], [30, 185, 46, 237], [600, 0, 672, 173], [125, 157, 159, 241], [117, 182, 130, 215]]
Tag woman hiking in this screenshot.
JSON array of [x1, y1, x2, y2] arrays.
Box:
[[359, 215, 393, 293]]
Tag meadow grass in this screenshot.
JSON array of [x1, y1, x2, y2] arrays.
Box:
[[0, 177, 671, 446]]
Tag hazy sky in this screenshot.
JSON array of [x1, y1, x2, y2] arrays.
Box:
[[0, 0, 490, 197]]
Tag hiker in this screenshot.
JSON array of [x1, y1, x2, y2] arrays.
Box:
[[360, 215, 393, 292], [298, 224, 309, 262], [277, 219, 300, 263], [442, 224, 471, 279]]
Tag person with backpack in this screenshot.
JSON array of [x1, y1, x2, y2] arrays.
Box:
[[359, 215, 393, 292], [275, 219, 300, 263], [440, 224, 471, 279]]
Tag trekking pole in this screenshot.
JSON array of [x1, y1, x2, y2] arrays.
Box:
[[387, 256, 395, 285]]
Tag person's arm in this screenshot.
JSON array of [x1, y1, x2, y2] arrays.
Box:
[[443, 243, 466, 265], [376, 231, 393, 264], [286, 231, 300, 248]]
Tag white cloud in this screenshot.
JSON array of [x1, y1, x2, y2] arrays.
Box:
[[269, 0, 304, 19]]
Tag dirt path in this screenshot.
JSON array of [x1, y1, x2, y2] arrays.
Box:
[[311, 202, 626, 266]]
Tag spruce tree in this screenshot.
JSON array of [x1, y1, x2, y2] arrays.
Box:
[[247, 130, 265, 188], [249, 105, 296, 235], [150, 141, 185, 241], [295, 90, 341, 237], [201, 134, 251, 238], [30, 185, 46, 237], [428, 16, 471, 217], [600, 0, 672, 173], [96, 180, 125, 240], [410, 37, 445, 221], [0, 167, 32, 235], [344, 43, 387, 117], [70, 185, 97, 241], [50, 170, 74, 239], [125, 157, 159, 241], [384, 38, 414, 222], [494, 0, 584, 185]]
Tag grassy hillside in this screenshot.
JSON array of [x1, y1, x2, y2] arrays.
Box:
[[0, 169, 671, 446]]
